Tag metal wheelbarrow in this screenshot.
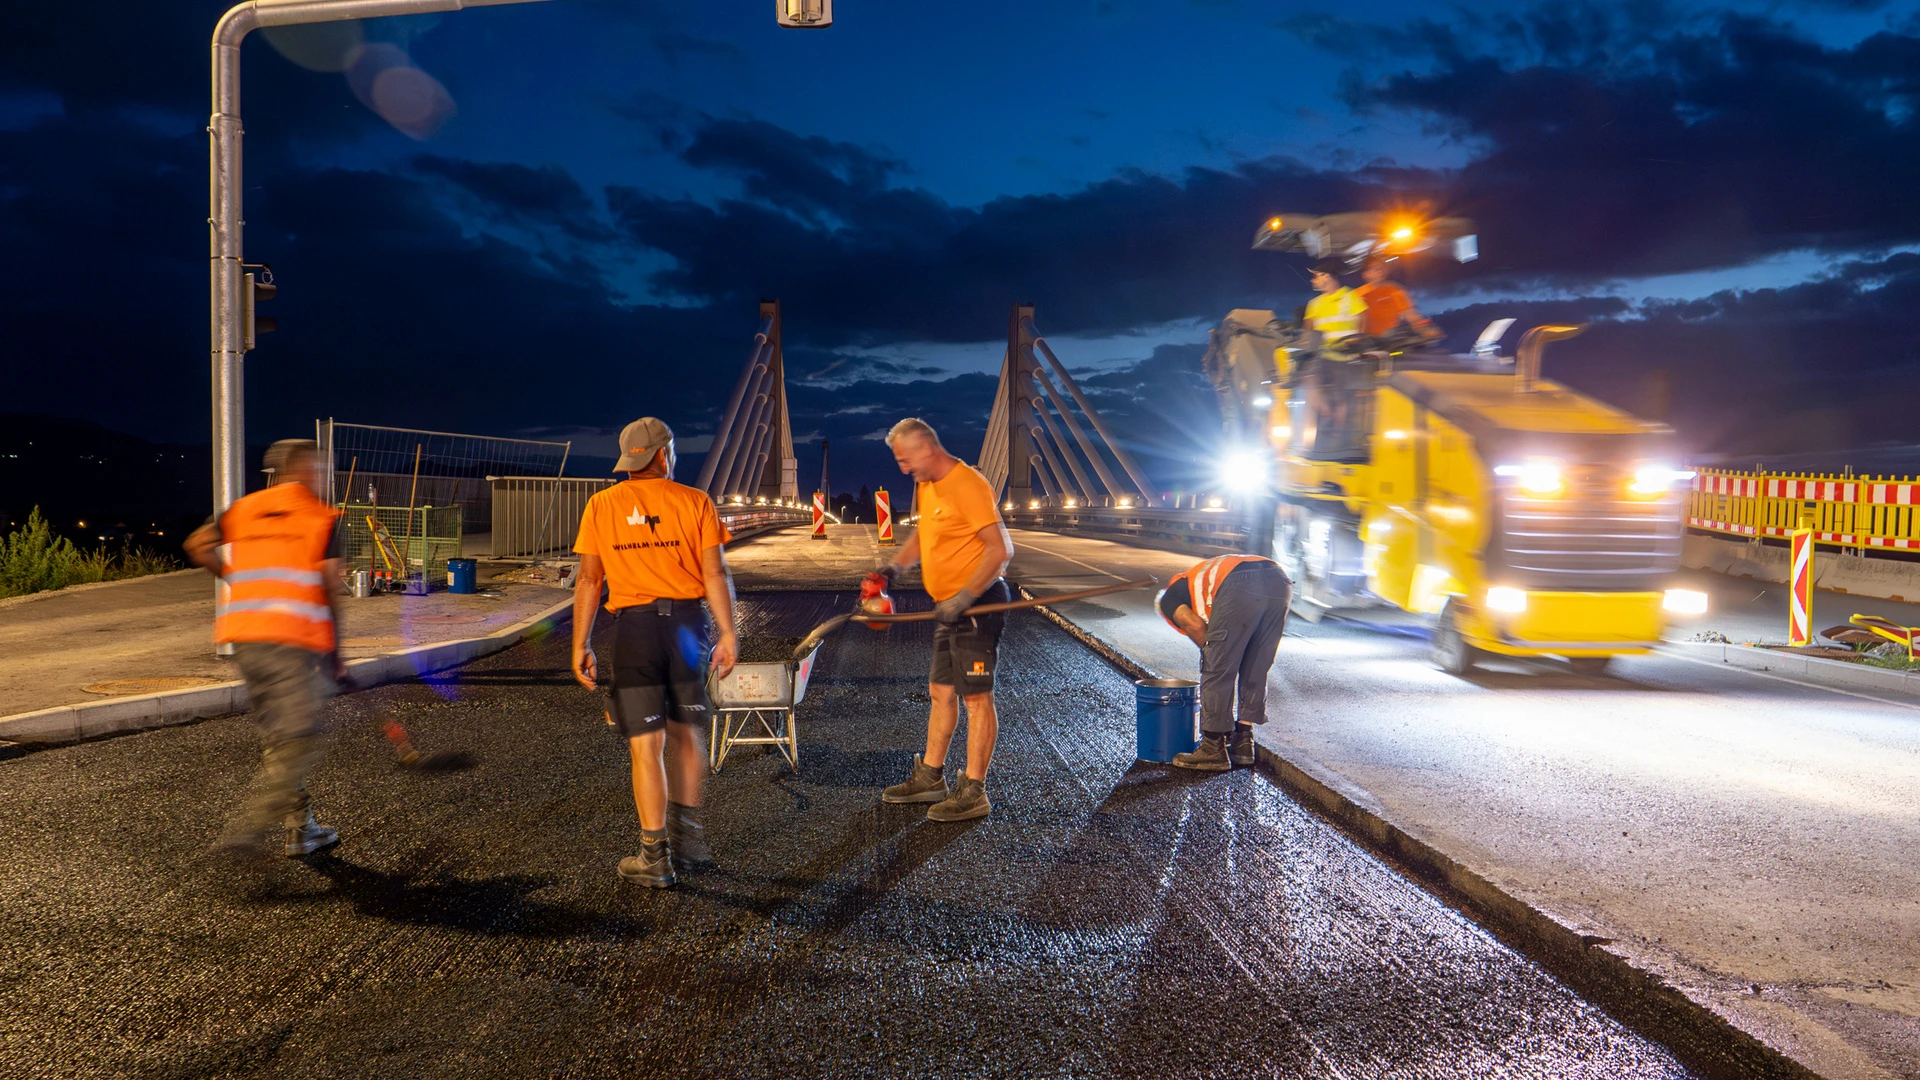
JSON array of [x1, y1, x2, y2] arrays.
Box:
[[707, 639, 822, 773]]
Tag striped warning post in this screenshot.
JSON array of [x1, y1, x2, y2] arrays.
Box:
[[875, 488, 894, 545], [811, 491, 827, 540], [1789, 524, 1814, 647]]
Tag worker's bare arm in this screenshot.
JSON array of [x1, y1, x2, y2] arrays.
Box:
[[570, 554, 607, 690], [963, 522, 1013, 597], [183, 523, 223, 576], [702, 544, 738, 679]]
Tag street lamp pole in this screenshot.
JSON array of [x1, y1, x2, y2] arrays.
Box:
[[208, 0, 552, 520]]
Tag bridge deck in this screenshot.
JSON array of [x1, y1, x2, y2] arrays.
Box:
[[0, 588, 1688, 1079]]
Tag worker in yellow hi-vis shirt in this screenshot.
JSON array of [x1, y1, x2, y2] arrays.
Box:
[[863, 417, 1012, 822]]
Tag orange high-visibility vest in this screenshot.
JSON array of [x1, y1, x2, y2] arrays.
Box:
[[215, 484, 340, 653], [1162, 554, 1274, 629]]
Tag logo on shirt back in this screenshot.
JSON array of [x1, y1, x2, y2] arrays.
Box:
[[626, 507, 661, 533]]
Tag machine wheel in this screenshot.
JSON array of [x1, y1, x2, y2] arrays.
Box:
[[1431, 602, 1477, 676], [1569, 656, 1613, 677]]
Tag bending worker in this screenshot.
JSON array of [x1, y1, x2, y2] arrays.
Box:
[[1156, 554, 1291, 771], [571, 417, 738, 888], [867, 417, 1012, 822], [184, 439, 345, 859]]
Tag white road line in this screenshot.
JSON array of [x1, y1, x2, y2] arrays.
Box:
[[1014, 540, 1134, 582], [1657, 646, 1920, 712]]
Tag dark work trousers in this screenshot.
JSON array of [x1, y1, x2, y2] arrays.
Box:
[[221, 642, 330, 841], [1199, 561, 1292, 735]]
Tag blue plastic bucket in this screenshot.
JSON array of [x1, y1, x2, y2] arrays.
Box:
[[1135, 678, 1199, 762], [447, 558, 477, 594]]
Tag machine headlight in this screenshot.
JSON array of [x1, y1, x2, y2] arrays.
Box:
[[1631, 465, 1697, 495], [1663, 589, 1709, 614], [1486, 586, 1528, 613], [1219, 450, 1269, 492], [1495, 460, 1563, 495]]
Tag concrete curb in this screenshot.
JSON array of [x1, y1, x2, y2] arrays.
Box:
[[1022, 588, 1820, 1080], [1665, 639, 1920, 700], [0, 597, 574, 746]]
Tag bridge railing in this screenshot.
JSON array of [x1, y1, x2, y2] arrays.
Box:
[[1688, 469, 1920, 553], [1003, 496, 1250, 557], [489, 477, 811, 559]]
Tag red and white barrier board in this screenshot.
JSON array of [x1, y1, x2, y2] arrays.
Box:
[[875, 488, 894, 545], [1789, 524, 1814, 646], [811, 491, 827, 540]]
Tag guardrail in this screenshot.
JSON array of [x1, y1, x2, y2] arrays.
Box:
[[1004, 501, 1250, 556], [489, 477, 811, 559], [1688, 469, 1920, 552]]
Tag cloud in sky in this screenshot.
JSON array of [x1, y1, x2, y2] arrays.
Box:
[[8, 0, 1920, 495]]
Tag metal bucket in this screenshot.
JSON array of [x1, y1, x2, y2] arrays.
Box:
[[447, 558, 477, 594], [1135, 678, 1199, 762], [350, 569, 373, 598]]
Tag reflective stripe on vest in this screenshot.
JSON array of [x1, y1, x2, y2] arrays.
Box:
[[1171, 554, 1274, 626], [214, 484, 339, 652]]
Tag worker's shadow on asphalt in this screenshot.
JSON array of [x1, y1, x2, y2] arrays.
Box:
[[250, 855, 655, 939]]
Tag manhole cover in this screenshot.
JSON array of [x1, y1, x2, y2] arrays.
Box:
[[83, 677, 221, 696]]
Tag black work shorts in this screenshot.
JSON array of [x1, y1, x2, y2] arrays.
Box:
[[928, 578, 1011, 695], [606, 600, 713, 737]]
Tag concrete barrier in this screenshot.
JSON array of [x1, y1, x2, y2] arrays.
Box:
[[0, 597, 573, 746], [1686, 532, 1920, 602]]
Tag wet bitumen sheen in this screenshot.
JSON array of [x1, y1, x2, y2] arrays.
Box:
[[0, 591, 1697, 1079]]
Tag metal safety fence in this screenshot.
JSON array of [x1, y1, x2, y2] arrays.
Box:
[[1005, 502, 1248, 556], [319, 421, 571, 535], [336, 504, 463, 580], [1688, 469, 1920, 552], [489, 477, 813, 559]]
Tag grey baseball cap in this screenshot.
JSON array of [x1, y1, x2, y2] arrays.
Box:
[[614, 417, 674, 472]]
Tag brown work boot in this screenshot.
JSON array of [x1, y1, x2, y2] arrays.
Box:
[[882, 754, 949, 804], [1171, 733, 1231, 772], [619, 833, 676, 889], [926, 777, 991, 822], [1228, 726, 1257, 768], [667, 802, 715, 870]]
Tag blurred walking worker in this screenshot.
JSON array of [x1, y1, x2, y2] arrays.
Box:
[[184, 439, 346, 858], [1156, 554, 1291, 771], [866, 418, 1013, 821], [571, 417, 738, 888]]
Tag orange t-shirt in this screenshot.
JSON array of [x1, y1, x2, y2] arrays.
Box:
[[915, 462, 1004, 602], [574, 478, 732, 611], [1356, 281, 1413, 336]]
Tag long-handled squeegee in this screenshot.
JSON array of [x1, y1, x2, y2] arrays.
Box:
[[793, 578, 1157, 659]]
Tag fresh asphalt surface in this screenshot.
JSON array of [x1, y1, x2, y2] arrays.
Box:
[[0, 590, 1695, 1079]]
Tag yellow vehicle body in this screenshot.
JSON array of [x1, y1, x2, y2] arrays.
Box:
[[1208, 310, 1688, 670]]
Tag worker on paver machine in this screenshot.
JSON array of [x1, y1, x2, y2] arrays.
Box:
[[867, 417, 1013, 822], [185, 439, 347, 860], [1156, 554, 1292, 772], [571, 417, 739, 888]]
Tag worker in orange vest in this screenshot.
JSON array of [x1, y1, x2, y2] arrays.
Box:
[[184, 439, 346, 858], [1156, 554, 1291, 771], [1355, 254, 1442, 342]]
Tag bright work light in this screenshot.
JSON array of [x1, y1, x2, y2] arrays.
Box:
[[1220, 449, 1269, 492], [1631, 465, 1696, 495], [1486, 587, 1528, 613], [1495, 460, 1563, 495], [1663, 589, 1709, 614]]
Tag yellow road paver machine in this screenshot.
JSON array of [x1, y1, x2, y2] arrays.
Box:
[[1204, 212, 1706, 674]]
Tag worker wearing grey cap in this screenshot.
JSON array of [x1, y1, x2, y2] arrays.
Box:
[[570, 418, 739, 887]]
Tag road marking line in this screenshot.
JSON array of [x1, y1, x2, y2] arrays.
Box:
[[1658, 647, 1920, 712], [1015, 540, 1133, 582]]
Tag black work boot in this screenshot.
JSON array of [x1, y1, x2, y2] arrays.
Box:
[[882, 754, 950, 804], [926, 777, 991, 822], [1228, 725, 1257, 768], [1171, 733, 1231, 772], [619, 829, 676, 888], [667, 802, 715, 870]]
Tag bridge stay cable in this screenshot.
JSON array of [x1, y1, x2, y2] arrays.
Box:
[[695, 321, 772, 493], [1029, 391, 1091, 499], [699, 301, 797, 503], [1028, 325, 1159, 506], [1028, 410, 1078, 501], [1030, 370, 1105, 499]]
